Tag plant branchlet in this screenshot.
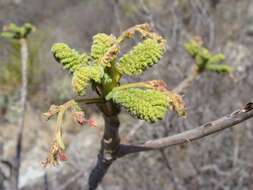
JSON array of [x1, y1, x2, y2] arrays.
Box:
[[42, 24, 231, 170], [184, 36, 232, 73]]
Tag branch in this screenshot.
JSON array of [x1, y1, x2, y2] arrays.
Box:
[[87, 102, 120, 190], [74, 97, 105, 104], [14, 38, 28, 190], [117, 102, 253, 156]]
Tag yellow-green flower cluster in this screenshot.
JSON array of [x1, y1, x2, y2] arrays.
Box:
[[184, 39, 231, 73], [106, 88, 170, 122], [72, 65, 104, 95], [1, 23, 35, 39], [50, 24, 169, 100], [91, 33, 116, 62], [51, 43, 89, 73], [117, 39, 165, 76]]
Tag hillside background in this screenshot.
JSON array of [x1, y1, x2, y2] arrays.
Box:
[[0, 0, 253, 189]]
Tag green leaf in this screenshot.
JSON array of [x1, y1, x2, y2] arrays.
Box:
[[207, 54, 225, 65], [183, 39, 202, 56], [205, 63, 231, 73], [1, 23, 35, 40]]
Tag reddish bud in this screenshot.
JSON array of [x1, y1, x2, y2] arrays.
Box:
[[72, 111, 85, 125], [58, 151, 68, 161], [85, 119, 97, 127], [147, 80, 168, 91]]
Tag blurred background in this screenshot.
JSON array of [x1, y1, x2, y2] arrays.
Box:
[[0, 0, 253, 189]]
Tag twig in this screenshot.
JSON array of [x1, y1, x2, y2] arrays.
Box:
[[74, 97, 105, 104], [14, 38, 28, 190], [87, 102, 120, 190], [117, 102, 253, 156]]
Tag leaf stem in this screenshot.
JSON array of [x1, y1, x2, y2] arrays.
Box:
[[74, 97, 105, 104], [111, 82, 153, 91]]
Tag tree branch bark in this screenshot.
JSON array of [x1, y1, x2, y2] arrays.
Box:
[[117, 102, 253, 157], [87, 102, 120, 190]]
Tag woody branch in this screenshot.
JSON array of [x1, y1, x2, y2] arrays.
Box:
[[117, 102, 253, 157]]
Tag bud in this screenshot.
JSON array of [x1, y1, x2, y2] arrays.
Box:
[[72, 111, 85, 125]]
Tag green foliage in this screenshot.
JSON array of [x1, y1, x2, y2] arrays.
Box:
[[51, 43, 89, 73], [184, 38, 231, 73], [1, 23, 35, 39], [117, 39, 165, 76], [106, 88, 170, 122], [90, 33, 116, 63], [205, 63, 231, 73], [72, 65, 104, 95]]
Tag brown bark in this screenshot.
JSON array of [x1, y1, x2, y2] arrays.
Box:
[[87, 102, 120, 190]]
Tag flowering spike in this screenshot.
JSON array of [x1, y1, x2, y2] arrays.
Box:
[[166, 91, 186, 117], [41, 140, 67, 167], [106, 88, 170, 123], [117, 39, 165, 76], [91, 33, 116, 64], [72, 65, 104, 95], [51, 43, 89, 73]]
